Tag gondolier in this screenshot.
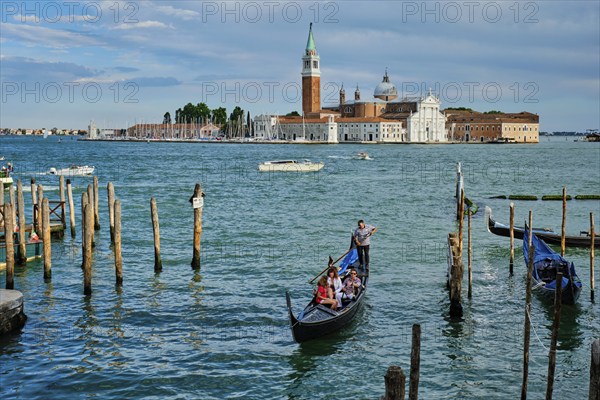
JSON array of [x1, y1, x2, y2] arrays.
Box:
[[354, 220, 376, 270]]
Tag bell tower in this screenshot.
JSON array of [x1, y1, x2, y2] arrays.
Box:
[[302, 23, 321, 116]]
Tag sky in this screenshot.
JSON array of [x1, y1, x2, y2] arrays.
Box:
[[0, 0, 599, 132]]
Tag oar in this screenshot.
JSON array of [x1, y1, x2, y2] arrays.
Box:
[[308, 249, 352, 284]]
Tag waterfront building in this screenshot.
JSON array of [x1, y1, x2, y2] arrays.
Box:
[[445, 110, 539, 143], [125, 123, 221, 140]]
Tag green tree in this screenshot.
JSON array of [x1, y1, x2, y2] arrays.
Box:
[[246, 111, 252, 137], [163, 112, 172, 124], [212, 107, 227, 126], [182, 102, 196, 122], [196, 103, 211, 122], [286, 111, 300, 116], [229, 106, 244, 137]]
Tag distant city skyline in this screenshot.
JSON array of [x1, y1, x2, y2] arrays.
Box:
[[1, 1, 598, 132]]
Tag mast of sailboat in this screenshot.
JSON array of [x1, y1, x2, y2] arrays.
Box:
[[302, 113, 306, 140]]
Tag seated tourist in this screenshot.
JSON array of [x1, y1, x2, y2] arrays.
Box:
[[315, 276, 338, 310], [341, 268, 361, 301]]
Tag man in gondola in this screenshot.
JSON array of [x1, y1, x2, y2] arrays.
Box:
[[353, 220, 377, 270]]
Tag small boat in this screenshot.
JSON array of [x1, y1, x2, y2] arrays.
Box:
[[357, 152, 371, 160], [258, 160, 324, 172], [285, 247, 368, 343], [523, 227, 582, 304], [48, 165, 95, 176], [0, 156, 5, 161], [485, 207, 599, 248]]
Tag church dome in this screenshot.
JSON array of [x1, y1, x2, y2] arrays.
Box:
[[373, 70, 398, 101]]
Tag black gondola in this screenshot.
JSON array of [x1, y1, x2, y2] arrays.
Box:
[[523, 226, 583, 304], [486, 206, 599, 248], [285, 249, 368, 343]]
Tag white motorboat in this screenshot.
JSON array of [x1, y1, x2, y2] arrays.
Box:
[[258, 160, 324, 172], [357, 152, 371, 160], [48, 165, 95, 176]]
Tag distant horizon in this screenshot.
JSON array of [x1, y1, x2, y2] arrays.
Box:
[[1, 1, 598, 132]]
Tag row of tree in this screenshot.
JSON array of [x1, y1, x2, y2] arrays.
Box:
[[163, 102, 253, 136]]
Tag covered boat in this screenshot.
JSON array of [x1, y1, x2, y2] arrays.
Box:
[[286, 247, 368, 343], [486, 206, 598, 248], [523, 227, 582, 304], [258, 160, 324, 172]]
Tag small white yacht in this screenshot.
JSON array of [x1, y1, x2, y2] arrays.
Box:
[[48, 165, 95, 176], [258, 160, 324, 172]]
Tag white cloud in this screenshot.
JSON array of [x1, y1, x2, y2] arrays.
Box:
[[1, 23, 101, 49], [156, 5, 200, 20], [13, 14, 98, 23], [112, 20, 169, 30]]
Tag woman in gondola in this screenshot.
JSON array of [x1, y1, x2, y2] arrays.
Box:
[[316, 276, 338, 309], [326, 267, 343, 308]]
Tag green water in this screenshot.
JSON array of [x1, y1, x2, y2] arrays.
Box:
[[0, 135, 599, 399]]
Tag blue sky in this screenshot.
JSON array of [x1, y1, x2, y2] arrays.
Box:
[[1, 0, 598, 132]]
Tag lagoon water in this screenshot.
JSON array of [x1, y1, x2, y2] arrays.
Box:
[[0, 135, 599, 399]]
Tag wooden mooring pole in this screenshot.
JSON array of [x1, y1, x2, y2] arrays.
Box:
[[0, 183, 4, 229], [591, 339, 600, 400], [383, 365, 406, 400], [458, 189, 464, 258], [561, 187, 567, 257], [191, 183, 204, 270], [455, 162, 463, 221], [521, 210, 534, 400], [83, 199, 93, 295], [30, 178, 37, 230], [16, 180, 26, 265], [81, 193, 87, 256], [9, 184, 16, 229], [93, 176, 100, 230], [67, 179, 76, 237], [509, 202, 515, 275], [36, 184, 43, 234], [150, 198, 162, 272], [409, 324, 421, 400], [448, 232, 463, 318], [546, 271, 563, 400], [591, 212, 596, 303], [467, 207, 472, 298], [59, 175, 66, 229], [107, 182, 115, 244], [42, 198, 51, 280], [87, 184, 95, 247], [4, 203, 15, 290], [114, 200, 122, 285]]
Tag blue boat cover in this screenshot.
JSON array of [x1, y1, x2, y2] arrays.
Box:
[[338, 248, 358, 275], [523, 227, 566, 265], [523, 227, 581, 289]]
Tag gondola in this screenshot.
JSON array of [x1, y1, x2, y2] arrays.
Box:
[[285, 248, 368, 343], [486, 206, 599, 248], [523, 227, 582, 304]]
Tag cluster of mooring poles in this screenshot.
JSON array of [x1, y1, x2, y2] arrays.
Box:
[[1, 177, 205, 334], [451, 162, 598, 399]]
